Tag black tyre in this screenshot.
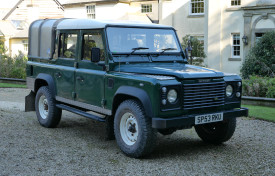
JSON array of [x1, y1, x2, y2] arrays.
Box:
[[114, 100, 157, 158], [195, 118, 236, 144], [35, 86, 62, 128]]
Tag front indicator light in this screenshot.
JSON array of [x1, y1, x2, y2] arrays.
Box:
[[226, 85, 233, 97], [162, 99, 167, 105], [167, 89, 177, 103], [236, 92, 241, 97]]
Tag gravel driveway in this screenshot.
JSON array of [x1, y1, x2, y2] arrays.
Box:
[[0, 88, 274, 176]]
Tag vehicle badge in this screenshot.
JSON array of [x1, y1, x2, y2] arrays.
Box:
[[198, 79, 211, 83]]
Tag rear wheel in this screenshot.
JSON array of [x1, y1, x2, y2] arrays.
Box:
[[114, 100, 157, 158], [35, 86, 62, 128], [195, 118, 236, 144]]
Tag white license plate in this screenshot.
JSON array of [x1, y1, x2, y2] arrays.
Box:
[[195, 113, 223, 125]]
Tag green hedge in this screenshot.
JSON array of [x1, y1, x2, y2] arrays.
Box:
[[0, 51, 27, 79], [242, 76, 275, 98]]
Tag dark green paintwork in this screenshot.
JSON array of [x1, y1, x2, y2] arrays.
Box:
[[27, 26, 243, 120]]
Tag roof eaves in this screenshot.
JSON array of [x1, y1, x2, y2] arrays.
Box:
[[2, 0, 24, 20]]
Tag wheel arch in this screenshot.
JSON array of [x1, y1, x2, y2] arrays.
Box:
[[113, 86, 153, 117], [34, 73, 56, 95]]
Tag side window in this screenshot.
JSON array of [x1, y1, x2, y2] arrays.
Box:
[[59, 33, 77, 59], [82, 32, 105, 61]]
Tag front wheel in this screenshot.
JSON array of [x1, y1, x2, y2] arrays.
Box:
[[114, 100, 157, 158], [195, 118, 236, 144]]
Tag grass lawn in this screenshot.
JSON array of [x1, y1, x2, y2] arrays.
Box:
[[0, 83, 27, 88], [243, 104, 275, 122]]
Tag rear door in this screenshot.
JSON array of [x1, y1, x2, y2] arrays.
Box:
[[54, 30, 79, 100], [75, 30, 107, 113]]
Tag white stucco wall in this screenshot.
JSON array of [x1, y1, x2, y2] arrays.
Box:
[[10, 38, 28, 57], [160, 0, 204, 42], [205, 0, 275, 74]]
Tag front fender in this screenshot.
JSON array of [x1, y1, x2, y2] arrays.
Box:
[[114, 86, 153, 117]]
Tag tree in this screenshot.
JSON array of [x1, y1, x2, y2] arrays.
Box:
[[241, 31, 275, 78], [181, 35, 206, 66], [0, 38, 7, 57]]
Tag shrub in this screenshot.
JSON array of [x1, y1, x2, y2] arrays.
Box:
[[242, 76, 275, 98], [181, 35, 206, 66], [0, 51, 28, 79], [241, 31, 275, 78]]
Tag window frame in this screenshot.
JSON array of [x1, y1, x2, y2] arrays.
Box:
[[86, 4, 96, 19], [231, 33, 241, 58], [81, 30, 106, 62], [141, 4, 152, 13], [22, 39, 28, 52], [230, 0, 241, 7], [58, 31, 79, 60], [189, 0, 205, 16]]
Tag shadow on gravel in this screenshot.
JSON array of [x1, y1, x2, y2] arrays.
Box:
[[149, 139, 231, 159], [31, 113, 237, 159]]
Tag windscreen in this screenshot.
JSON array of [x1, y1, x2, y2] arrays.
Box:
[[106, 27, 181, 54]]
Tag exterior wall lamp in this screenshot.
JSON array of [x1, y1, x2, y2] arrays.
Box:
[[242, 35, 248, 45]]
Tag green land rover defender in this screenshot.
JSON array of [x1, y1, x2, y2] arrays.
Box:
[[25, 18, 248, 158]]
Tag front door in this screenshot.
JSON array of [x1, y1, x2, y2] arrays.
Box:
[[75, 30, 106, 113]]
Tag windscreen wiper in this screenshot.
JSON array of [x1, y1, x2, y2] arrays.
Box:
[[160, 48, 177, 55], [129, 47, 149, 55]]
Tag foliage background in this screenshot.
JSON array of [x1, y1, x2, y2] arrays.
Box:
[[241, 31, 275, 78], [181, 35, 206, 66], [0, 39, 27, 79]]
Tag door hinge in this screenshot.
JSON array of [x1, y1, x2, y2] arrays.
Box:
[[101, 99, 106, 107], [72, 92, 77, 99], [74, 62, 78, 68]]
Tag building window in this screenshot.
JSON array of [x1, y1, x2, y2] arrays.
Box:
[[86, 5, 96, 19], [22, 40, 28, 52], [255, 33, 264, 43], [190, 0, 204, 15], [231, 0, 241, 6], [232, 34, 240, 57], [141, 4, 152, 13]]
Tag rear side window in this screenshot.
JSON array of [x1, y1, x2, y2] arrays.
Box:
[[82, 32, 105, 61], [59, 33, 77, 59]]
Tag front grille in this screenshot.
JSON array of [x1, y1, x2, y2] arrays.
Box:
[[183, 81, 225, 110]]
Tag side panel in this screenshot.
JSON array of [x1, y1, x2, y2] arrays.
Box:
[[75, 68, 105, 107], [54, 59, 75, 100]]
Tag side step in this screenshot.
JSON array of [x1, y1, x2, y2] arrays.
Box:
[[56, 104, 105, 122]]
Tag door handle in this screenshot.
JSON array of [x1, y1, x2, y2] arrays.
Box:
[[55, 72, 61, 78], [76, 76, 84, 82]]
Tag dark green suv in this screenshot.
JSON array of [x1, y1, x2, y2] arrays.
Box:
[[25, 18, 248, 158]]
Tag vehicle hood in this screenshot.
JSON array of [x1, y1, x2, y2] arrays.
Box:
[[114, 63, 224, 79]]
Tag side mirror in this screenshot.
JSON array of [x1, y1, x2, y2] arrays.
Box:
[[91, 47, 100, 62]]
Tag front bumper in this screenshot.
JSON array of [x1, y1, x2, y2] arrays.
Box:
[[152, 108, 248, 129]]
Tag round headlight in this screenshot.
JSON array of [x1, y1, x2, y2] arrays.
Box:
[[226, 85, 233, 97], [167, 89, 177, 103]]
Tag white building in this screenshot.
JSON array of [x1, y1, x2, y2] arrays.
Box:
[[61, 0, 275, 74], [0, 0, 64, 57]]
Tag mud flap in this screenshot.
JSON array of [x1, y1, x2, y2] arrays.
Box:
[[25, 91, 36, 112]]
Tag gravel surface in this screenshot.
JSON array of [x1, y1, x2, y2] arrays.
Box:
[[0, 88, 274, 176]]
